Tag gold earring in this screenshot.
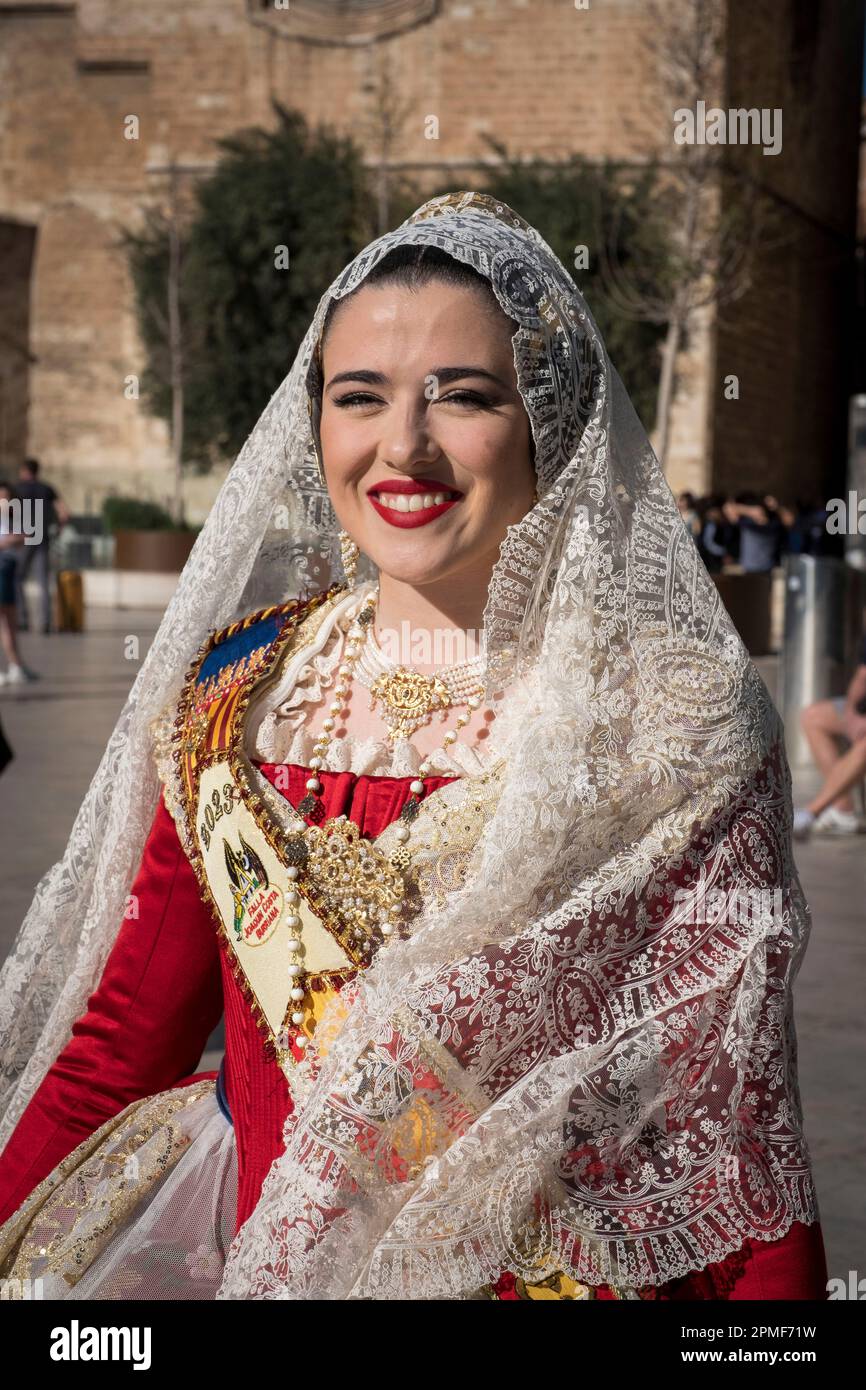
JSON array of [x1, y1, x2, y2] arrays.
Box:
[[339, 530, 360, 587]]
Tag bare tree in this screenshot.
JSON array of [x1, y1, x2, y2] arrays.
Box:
[[361, 47, 415, 236], [596, 0, 784, 470], [166, 161, 185, 526]]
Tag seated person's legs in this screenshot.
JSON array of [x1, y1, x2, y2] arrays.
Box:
[[800, 698, 849, 797], [795, 698, 866, 837]]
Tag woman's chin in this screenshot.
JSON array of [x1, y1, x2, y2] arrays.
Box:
[[375, 560, 451, 587], [369, 547, 469, 588]]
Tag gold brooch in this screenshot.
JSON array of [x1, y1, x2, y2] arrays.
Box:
[[301, 815, 407, 950]]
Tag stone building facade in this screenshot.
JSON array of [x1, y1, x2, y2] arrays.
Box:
[[0, 0, 863, 516]]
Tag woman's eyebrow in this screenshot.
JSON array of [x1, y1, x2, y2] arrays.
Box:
[[325, 366, 509, 389]]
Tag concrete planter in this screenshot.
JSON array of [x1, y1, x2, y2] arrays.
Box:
[[83, 569, 182, 609], [113, 529, 196, 573]]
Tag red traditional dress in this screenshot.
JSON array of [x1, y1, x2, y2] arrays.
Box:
[[0, 590, 830, 1300]]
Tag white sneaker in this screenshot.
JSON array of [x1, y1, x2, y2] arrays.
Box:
[[813, 806, 862, 836], [792, 808, 815, 841], [5, 663, 39, 685]]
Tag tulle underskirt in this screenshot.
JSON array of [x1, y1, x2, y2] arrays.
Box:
[[0, 1079, 237, 1299]]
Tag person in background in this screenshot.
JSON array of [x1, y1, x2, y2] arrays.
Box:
[[721, 496, 742, 564], [794, 632, 866, 838], [775, 497, 797, 536], [0, 480, 38, 685], [762, 494, 791, 551], [676, 490, 701, 540], [728, 492, 786, 573], [698, 494, 734, 573], [14, 457, 69, 635], [0, 710, 12, 774], [787, 497, 843, 558]]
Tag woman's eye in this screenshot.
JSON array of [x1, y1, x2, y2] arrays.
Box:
[[332, 390, 493, 410], [333, 392, 381, 409], [437, 390, 492, 408]]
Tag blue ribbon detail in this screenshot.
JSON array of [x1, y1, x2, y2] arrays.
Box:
[[216, 1055, 233, 1125]]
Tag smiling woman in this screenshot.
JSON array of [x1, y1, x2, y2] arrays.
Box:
[[0, 192, 828, 1302], [309, 246, 536, 616]]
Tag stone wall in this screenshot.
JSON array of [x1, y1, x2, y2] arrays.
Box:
[[709, 0, 865, 505], [0, 0, 862, 514]]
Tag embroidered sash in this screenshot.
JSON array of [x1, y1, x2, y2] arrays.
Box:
[[152, 583, 507, 1072]]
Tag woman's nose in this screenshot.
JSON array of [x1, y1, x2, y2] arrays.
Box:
[[378, 400, 440, 467]]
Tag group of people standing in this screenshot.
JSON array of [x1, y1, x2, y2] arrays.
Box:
[[0, 457, 68, 689], [677, 491, 839, 574]]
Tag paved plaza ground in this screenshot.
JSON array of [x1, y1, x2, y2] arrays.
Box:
[[0, 615, 862, 1287]]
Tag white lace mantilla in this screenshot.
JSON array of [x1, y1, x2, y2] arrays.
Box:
[[0, 190, 821, 1304], [246, 585, 502, 779]]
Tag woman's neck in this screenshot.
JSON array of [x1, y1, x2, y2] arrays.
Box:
[[370, 565, 493, 674]]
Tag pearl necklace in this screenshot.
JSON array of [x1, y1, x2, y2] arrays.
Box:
[[353, 617, 486, 743], [299, 582, 490, 880], [355, 618, 487, 708]]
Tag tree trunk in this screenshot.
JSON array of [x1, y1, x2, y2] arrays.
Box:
[[167, 167, 185, 527], [655, 311, 682, 472], [654, 168, 700, 474]]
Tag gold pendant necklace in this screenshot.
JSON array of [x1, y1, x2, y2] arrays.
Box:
[[356, 598, 487, 745], [368, 667, 453, 743]]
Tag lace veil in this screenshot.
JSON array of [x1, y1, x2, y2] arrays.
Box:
[[0, 191, 820, 1297]]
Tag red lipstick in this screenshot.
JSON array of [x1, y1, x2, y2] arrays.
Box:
[[367, 477, 463, 529]]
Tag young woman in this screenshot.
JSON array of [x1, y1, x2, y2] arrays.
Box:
[[0, 192, 828, 1300]]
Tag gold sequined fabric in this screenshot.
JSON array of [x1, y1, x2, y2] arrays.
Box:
[[0, 1081, 235, 1299]]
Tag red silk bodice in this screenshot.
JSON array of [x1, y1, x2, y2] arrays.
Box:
[[0, 761, 828, 1299]]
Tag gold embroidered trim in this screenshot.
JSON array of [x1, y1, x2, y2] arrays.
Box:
[[0, 1081, 216, 1290]]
